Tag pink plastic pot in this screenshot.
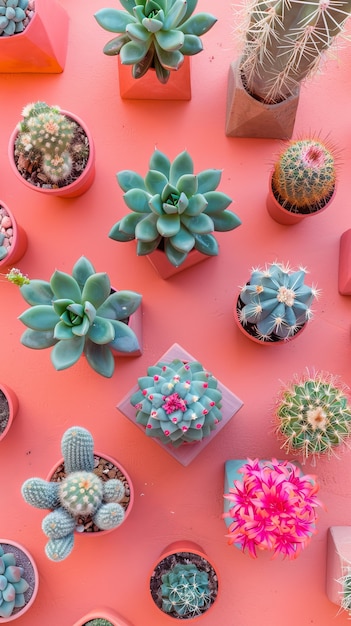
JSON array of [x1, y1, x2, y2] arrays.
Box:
[[72, 607, 132, 626], [0, 201, 27, 270], [8, 111, 95, 198], [0, 539, 39, 622], [0, 383, 19, 442]]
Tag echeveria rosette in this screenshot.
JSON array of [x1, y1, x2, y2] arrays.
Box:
[[94, 0, 217, 84], [238, 262, 319, 341], [109, 149, 241, 267], [18, 256, 142, 378], [223, 458, 323, 559], [130, 357, 222, 447]]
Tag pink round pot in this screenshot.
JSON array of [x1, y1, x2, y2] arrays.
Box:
[[234, 295, 306, 345], [266, 174, 336, 226], [149, 541, 219, 621], [8, 110, 95, 198], [46, 451, 134, 535], [0, 201, 27, 269], [0, 539, 39, 622], [0, 383, 19, 442], [72, 607, 132, 626]]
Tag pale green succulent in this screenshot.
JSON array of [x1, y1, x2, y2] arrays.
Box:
[[0, 0, 29, 37], [17, 256, 142, 377], [109, 149, 241, 267], [94, 0, 217, 83]]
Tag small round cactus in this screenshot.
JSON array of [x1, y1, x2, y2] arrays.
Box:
[[131, 357, 222, 447], [0, 0, 29, 37], [272, 138, 337, 214], [274, 371, 351, 462], [237, 261, 319, 342], [161, 563, 211, 618], [59, 471, 104, 517], [0, 545, 29, 618]]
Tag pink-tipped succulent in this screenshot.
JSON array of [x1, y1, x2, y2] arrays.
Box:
[[223, 458, 322, 559]]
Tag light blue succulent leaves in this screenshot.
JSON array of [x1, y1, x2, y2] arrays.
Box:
[[0, 0, 28, 37], [18, 256, 142, 377], [109, 149, 241, 267], [94, 0, 217, 83]]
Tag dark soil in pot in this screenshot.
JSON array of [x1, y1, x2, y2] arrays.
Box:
[[150, 551, 218, 620], [13, 118, 90, 190], [49, 455, 131, 534], [0, 390, 10, 436]]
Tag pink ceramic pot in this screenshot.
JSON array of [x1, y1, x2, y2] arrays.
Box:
[[0, 383, 19, 442], [0, 539, 38, 622], [8, 110, 95, 198], [0, 201, 27, 270], [72, 607, 132, 626], [118, 56, 191, 101]]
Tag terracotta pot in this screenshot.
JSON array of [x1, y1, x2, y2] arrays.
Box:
[[326, 526, 351, 607], [46, 451, 134, 535], [338, 229, 351, 295], [72, 607, 132, 626], [0, 539, 38, 622], [225, 59, 299, 139], [118, 342, 243, 466], [0, 383, 19, 442], [234, 295, 306, 345], [146, 247, 211, 279], [266, 174, 336, 226], [149, 541, 219, 621], [0, 0, 68, 73], [8, 111, 95, 198], [118, 56, 191, 101], [0, 201, 27, 269]]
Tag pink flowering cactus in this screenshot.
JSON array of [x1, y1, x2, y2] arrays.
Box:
[[223, 458, 322, 559]]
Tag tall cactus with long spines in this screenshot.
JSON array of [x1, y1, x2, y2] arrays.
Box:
[[21, 427, 128, 562], [272, 138, 337, 213], [237, 0, 351, 104]]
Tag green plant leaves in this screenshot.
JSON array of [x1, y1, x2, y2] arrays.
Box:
[[108, 320, 140, 353], [88, 317, 115, 345], [120, 39, 151, 64], [181, 213, 214, 234], [145, 169, 168, 195], [210, 210, 242, 231], [117, 170, 146, 192], [135, 214, 159, 241], [50, 271, 81, 302], [85, 341, 115, 378], [197, 169, 222, 193], [170, 226, 195, 253], [19, 305, 60, 331], [180, 33, 203, 55], [98, 290, 142, 320], [81, 273, 111, 309], [149, 150, 171, 177], [123, 188, 151, 212], [109, 221, 137, 241], [51, 336, 85, 371], [169, 150, 194, 186], [193, 233, 218, 256], [20, 280, 54, 306], [20, 329, 57, 349], [94, 8, 133, 33], [157, 213, 181, 237], [155, 28, 184, 50], [179, 13, 217, 36], [72, 256, 95, 291]]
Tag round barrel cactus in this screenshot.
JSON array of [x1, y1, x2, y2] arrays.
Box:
[[161, 563, 211, 617], [130, 357, 222, 446], [272, 138, 337, 214], [274, 371, 351, 462]]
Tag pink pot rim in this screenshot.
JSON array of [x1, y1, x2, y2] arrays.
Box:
[[0, 539, 39, 622], [0, 383, 18, 441]]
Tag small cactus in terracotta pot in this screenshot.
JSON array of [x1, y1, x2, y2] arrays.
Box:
[[267, 137, 338, 225]]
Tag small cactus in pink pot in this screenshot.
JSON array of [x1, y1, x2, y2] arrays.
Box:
[[271, 137, 337, 215]]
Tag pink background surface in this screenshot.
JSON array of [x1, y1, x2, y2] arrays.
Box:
[[1, 1, 351, 624]]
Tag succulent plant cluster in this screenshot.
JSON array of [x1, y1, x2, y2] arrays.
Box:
[[237, 261, 319, 342], [274, 371, 351, 462], [130, 357, 222, 447], [160, 562, 211, 618], [223, 458, 322, 559], [94, 0, 217, 84], [0, 545, 29, 618], [237, 0, 351, 104], [17, 255, 142, 377], [21, 427, 127, 562], [0, 0, 28, 37], [109, 148, 241, 267], [272, 138, 337, 214]]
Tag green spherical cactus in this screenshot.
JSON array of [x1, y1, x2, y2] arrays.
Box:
[[131, 357, 222, 447], [94, 0, 217, 84], [237, 261, 320, 342], [61, 425, 95, 473], [0, 546, 29, 618], [161, 563, 211, 618], [18, 255, 142, 377], [272, 138, 337, 214], [274, 371, 351, 462], [59, 471, 104, 517], [0, 0, 29, 37], [109, 148, 241, 268]]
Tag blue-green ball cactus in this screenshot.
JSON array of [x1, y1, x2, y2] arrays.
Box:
[[109, 148, 241, 267], [160, 563, 211, 618], [0, 0, 29, 37], [0, 546, 29, 618], [94, 0, 217, 84], [21, 427, 128, 562], [237, 261, 320, 342], [131, 357, 222, 447], [18, 255, 142, 377]]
